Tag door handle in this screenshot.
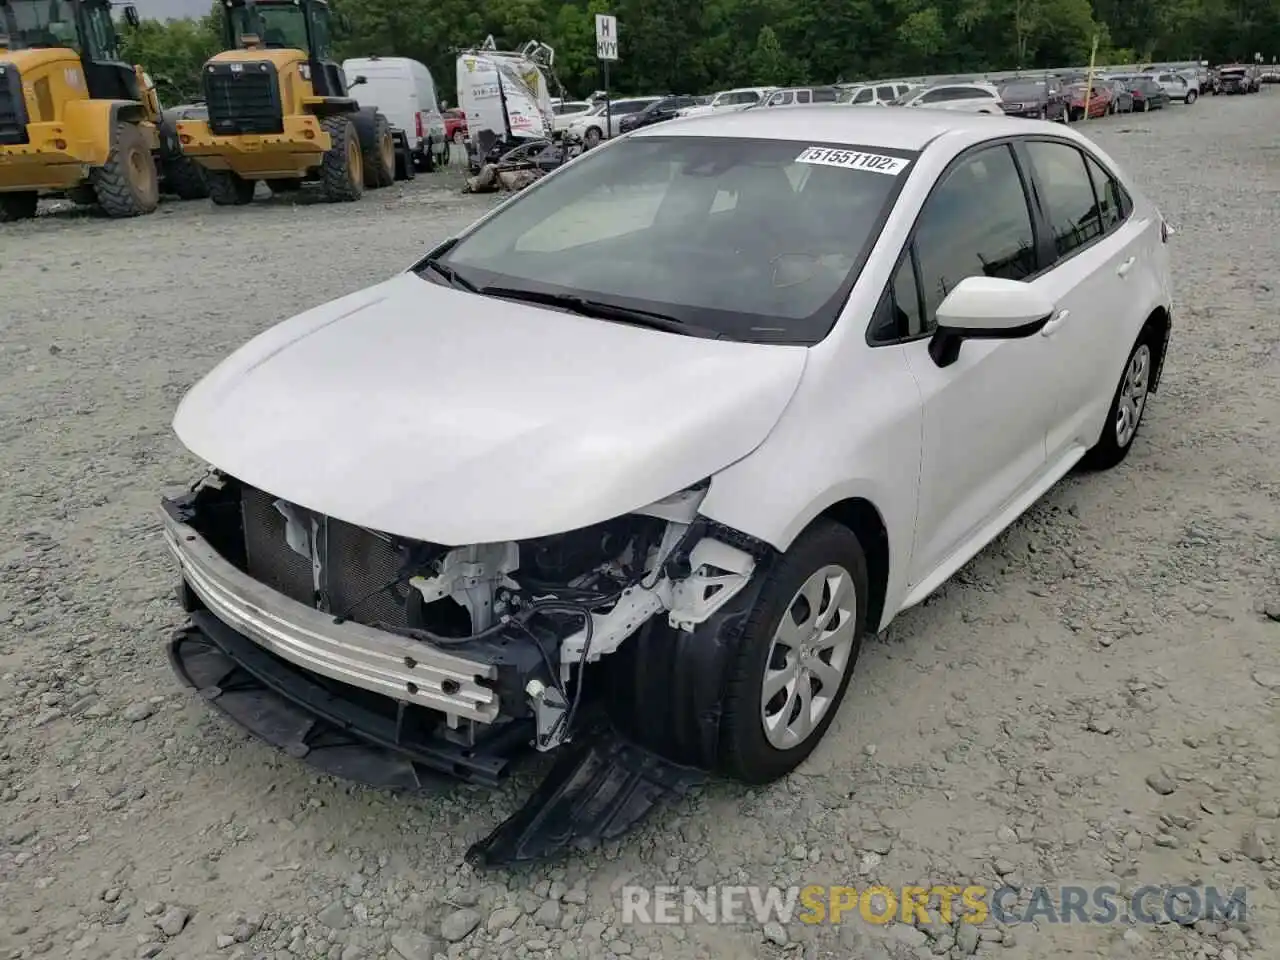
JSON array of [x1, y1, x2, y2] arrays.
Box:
[[1040, 309, 1069, 337], [1116, 256, 1136, 278]]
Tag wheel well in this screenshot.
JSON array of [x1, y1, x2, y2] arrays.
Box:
[[1143, 305, 1171, 392], [817, 498, 889, 634]]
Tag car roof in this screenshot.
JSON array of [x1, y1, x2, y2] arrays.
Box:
[[632, 105, 1038, 152]]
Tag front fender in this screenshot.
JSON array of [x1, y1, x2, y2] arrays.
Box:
[[62, 99, 157, 166]]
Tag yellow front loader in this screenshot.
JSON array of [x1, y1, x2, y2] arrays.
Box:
[[176, 0, 395, 205], [0, 0, 201, 221]]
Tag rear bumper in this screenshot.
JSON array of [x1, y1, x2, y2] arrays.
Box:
[[175, 117, 329, 177], [161, 499, 501, 723]]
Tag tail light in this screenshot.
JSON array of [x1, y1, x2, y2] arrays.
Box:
[[415, 112, 424, 138]]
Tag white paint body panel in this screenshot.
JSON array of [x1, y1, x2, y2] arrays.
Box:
[[173, 108, 1173, 635], [172, 273, 808, 546]]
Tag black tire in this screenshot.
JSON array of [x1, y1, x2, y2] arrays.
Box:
[[66, 185, 98, 206], [265, 178, 303, 194], [715, 520, 868, 784], [163, 153, 209, 200], [1186, 89, 1197, 104], [319, 116, 363, 203], [90, 121, 160, 218], [205, 170, 256, 205], [360, 112, 394, 188], [583, 126, 603, 147], [1080, 323, 1161, 471], [394, 147, 415, 181], [452, 129, 465, 145], [0, 191, 38, 222]]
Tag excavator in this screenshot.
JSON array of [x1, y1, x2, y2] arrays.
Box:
[[0, 0, 206, 222], [176, 0, 396, 205]]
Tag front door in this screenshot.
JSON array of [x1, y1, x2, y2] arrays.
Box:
[[896, 143, 1060, 585]]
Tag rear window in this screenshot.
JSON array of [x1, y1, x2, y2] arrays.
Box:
[[428, 136, 918, 344], [1000, 83, 1044, 98]]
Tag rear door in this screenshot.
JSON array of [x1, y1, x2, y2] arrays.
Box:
[[1016, 138, 1153, 459]]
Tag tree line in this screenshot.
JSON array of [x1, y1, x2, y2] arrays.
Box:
[[122, 0, 1280, 109]]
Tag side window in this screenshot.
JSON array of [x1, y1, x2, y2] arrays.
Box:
[[919, 88, 950, 103], [796, 90, 812, 103], [876, 86, 895, 101], [912, 145, 1038, 327], [813, 87, 836, 102], [1084, 155, 1126, 232], [1024, 141, 1104, 258], [852, 88, 874, 104]]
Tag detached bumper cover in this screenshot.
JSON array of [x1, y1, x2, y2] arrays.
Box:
[[161, 501, 500, 723]]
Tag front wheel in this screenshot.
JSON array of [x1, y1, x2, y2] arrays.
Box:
[[205, 170, 255, 205], [717, 520, 868, 784], [1081, 327, 1158, 470], [91, 121, 160, 217], [1186, 89, 1198, 104], [583, 126, 603, 147], [319, 116, 363, 203]]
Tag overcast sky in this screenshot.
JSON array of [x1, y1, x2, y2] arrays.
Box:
[[133, 0, 212, 20]]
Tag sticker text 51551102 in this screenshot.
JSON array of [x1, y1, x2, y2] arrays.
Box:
[[795, 147, 909, 175]]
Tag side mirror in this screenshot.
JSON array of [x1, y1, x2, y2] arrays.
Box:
[[351, 75, 368, 87], [123, 4, 140, 27], [928, 276, 1056, 367]]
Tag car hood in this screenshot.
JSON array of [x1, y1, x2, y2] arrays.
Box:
[[173, 272, 808, 545]]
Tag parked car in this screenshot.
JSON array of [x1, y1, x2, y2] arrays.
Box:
[[1098, 77, 1135, 113], [618, 95, 700, 134], [760, 86, 840, 107], [443, 108, 468, 144], [1111, 74, 1172, 111], [563, 97, 664, 146], [1151, 71, 1198, 103], [996, 78, 1069, 120], [1065, 81, 1111, 120], [898, 82, 1003, 114], [680, 87, 775, 117], [1215, 65, 1257, 94], [163, 108, 1173, 865], [342, 56, 449, 173], [839, 81, 916, 106], [551, 101, 594, 137]]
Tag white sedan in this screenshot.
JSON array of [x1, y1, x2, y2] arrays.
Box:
[[164, 108, 1173, 825], [899, 81, 1004, 113]]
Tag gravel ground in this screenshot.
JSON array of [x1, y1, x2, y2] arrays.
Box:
[[2, 102, 1279, 960]]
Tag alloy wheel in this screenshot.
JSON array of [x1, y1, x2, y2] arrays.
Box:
[[1115, 344, 1151, 448], [760, 564, 859, 750]]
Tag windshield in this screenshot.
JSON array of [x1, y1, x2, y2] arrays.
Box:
[[999, 83, 1044, 99], [423, 136, 915, 344], [0, 0, 80, 49], [230, 1, 311, 53]]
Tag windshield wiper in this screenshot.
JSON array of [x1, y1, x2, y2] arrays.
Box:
[[478, 286, 722, 338], [420, 257, 479, 293]]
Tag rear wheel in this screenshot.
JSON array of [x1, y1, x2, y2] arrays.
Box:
[[206, 170, 256, 205], [163, 152, 209, 200], [1186, 89, 1198, 104], [360, 112, 395, 188], [91, 120, 160, 218], [0, 191, 38, 222], [394, 146, 415, 181], [319, 116, 363, 203], [1081, 324, 1160, 470]]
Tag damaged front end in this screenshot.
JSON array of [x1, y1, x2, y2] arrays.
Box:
[[161, 470, 772, 864]]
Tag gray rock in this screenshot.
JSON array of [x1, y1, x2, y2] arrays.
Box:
[[440, 908, 481, 943], [1251, 670, 1280, 690], [954, 923, 979, 955], [390, 932, 440, 960], [762, 921, 788, 945], [533, 900, 561, 927], [487, 906, 521, 931], [1145, 770, 1177, 796], [1241, 827, 1271, 863], [215, 934, 235, 949], [123, 702, 155, 722], [137, 945, 164, 959], [156, 906, 190, 937], [889, 924, 927, 947], [317, 901, 349, 930], [864, 833, 894, 855]]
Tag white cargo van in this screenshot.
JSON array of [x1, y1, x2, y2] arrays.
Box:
[[342, 57, 449, 173]]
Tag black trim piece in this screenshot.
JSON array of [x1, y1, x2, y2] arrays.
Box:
[[204, 60, 284, 135], [171, 611, 530, 787], [927, 312, 1052, 367], [465, 728, 706, 867], [0, 62, 30, 146]]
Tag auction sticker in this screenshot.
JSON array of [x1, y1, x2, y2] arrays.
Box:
[[795, 147, 909, 175]]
